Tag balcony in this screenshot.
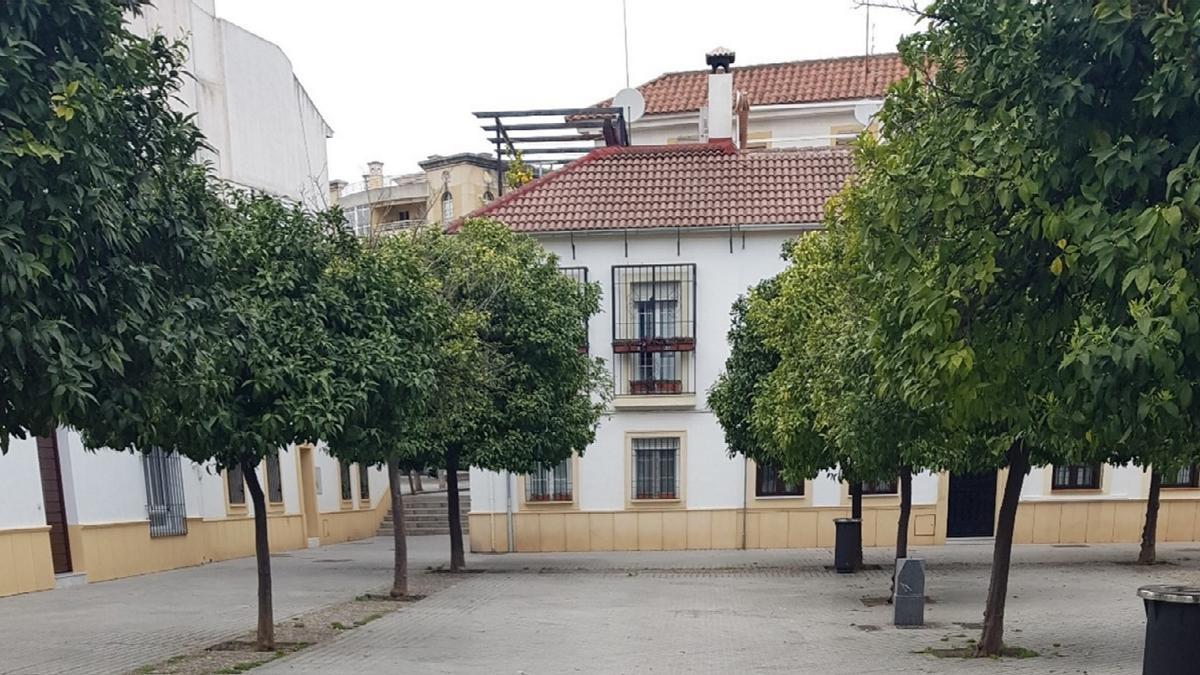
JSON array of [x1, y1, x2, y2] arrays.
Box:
[[611, 264, 696, 408]]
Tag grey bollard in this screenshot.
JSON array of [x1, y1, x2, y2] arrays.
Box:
[[893, 557, 925, 626]]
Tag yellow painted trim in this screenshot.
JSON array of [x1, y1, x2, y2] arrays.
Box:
[[623, 430, 687, 510], [838, 477, 900, 507], [222, 467, 248, 517], [744, 458, 811, 509], [316, 491, 390, 545], [1044, 463, 1111, 494], [517, 454, 581, 511], [830, 122, 865, 147], [612, 395, 697, 410], [0, 527, 55, 597], [335, 460, 354, 510]]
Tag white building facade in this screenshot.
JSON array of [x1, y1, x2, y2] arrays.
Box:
[[464, 51, 1200, 554], [0, 0, 387, 598]]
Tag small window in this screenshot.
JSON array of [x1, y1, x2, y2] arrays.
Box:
[[1052, 464, 1101, 490], [527, 457, 572, 502], [358, 463, 371, 501], [441, 191, 454, 222], [1162, 465, 1199, 489], [143, 448, 187, 537], [483, 190, 495, 202], [860, 479, 898, 495], [227, 464, 246, 505], [831, 123, 865, 147], [266, 454, 284, 504], [756, 462, 803, 497], [340, 462, 353, 502], [344, 204, 371, 237], [632, 437, 679, 500]]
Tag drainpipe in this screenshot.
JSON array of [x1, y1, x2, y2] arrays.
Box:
[[741, 455, 749, 550], [505, 471, 515, 553]]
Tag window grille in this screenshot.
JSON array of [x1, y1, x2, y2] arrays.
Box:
[[1162, 465, 1199, 489], [756, 462, 803, 497], [358, 463, 371, 501], [860, 478, 898, 495], [339, 462, 353, 501], [612, 264, 696, 396], [344, 204, 371, 237], [227, 464, 246, 505], [632, 437, 679, 500], [1052, 464, 1101, 490], [527, 457, 572, 502], [560, 266, 590, 353], [266, 454, 284, 504], [143, 448, 187, 537]]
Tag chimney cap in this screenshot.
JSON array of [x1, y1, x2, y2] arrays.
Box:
[[329, 178, 347, 188], [706, 47, 736, 73]]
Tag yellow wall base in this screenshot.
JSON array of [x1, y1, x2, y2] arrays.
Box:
[[317, 492, 391, 546], [0, 526, 55, 597], [469, 504, 943, 553], [1012, 499, 1200, 545]]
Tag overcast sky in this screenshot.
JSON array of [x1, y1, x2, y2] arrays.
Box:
[[213, 0, 920, 183]]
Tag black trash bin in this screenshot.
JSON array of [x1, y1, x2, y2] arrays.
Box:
[[833, 517, 862, 574], [1139, 585, 1200, 674]]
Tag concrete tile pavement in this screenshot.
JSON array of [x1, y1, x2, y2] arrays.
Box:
[[3, 537, 1198, 674], [262, 541, 1200, 675], [0, 535, 462, 675]]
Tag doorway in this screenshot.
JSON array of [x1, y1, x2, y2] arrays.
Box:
[[36, 434, 72, 573], [947, 470, 997, 538], [298, 445, 320, 539]]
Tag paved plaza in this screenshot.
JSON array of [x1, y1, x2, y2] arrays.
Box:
[[2, 537, 1198, 674]]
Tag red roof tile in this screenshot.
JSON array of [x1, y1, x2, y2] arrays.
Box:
[[602, 53, 906, 115], [456, 142, 854, 233]]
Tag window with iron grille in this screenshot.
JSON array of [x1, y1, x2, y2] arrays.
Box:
[[1162, 465, 1200, 489], [860, 478, 898, 495], [441, 191, 454, 222], [340, 462, 353, 501], [612, 264, 696, 396], [756, 462, 803, 497], [344, 204, 371, 237], [1052, 464, 1101, 490], [227, 464, 246, 505], [265, 454, 284, 504], [143, 448, 187, 537], [358, 463, 371, 501], [560, 266, 590, 353], [527, 457, 572, 502], [632, 437, 680, 500]]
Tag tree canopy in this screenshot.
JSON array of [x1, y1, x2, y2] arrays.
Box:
[[1, 0, 218, 444]]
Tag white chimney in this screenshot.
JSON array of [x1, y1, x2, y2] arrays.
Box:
[[704, 47, 736, 142], [328, 179, 347, 206], [365, 161, 384, 190]]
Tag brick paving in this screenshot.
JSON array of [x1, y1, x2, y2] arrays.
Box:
[[3, 538, 1198, 674]]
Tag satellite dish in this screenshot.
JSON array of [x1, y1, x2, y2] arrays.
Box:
[[613, 88, 645, 124], [854, 102, 883, 126]]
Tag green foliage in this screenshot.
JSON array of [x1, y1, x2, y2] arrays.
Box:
[[0, 0, 217, 445], [417, 219, 610, 473], [843, 0, 1200, 470]]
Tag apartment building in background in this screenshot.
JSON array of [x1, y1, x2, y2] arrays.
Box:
[[329, 153, 504, 237], [0, 0, 387, 599], [465, 50, 1200, 554]]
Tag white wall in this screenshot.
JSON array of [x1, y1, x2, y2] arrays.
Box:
[[128, 0, 331, 208], [629, 103, 870, 149], [0, 436, 47, 529]]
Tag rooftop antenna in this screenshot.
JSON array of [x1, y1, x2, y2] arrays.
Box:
[[622, 0, 631, 87], [864, 1, 871, 77]]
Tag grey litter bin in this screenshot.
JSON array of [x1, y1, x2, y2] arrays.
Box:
[[833, 517, 862, 574], [1138, 585, 1200, 675], [893, 558, 925, 626]]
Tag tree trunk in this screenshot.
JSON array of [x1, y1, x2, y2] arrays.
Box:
[[976, 440, 1030, 657], [446, 445, 466, 571], [241, 460, 275, 651], [388, 460, 409, 597], [1138, 468, 1162, 565], [891, 465, 913, 597]]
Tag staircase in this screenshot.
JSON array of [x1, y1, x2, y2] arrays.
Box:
[[378, 490, 471, 537]]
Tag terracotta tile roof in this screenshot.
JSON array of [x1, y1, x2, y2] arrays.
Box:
[[456, 142, 853, 233], [600, 53, 906, 115]]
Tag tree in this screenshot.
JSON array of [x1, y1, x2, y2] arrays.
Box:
[[842, 0, 1200, 655], [87, 195, 399, 650], [416, 219, 609, 571], [324, 234, 445, 598], [1, 0, 217, 444]]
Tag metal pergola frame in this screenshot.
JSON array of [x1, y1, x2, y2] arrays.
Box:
[[472, 107, 630, 195]]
